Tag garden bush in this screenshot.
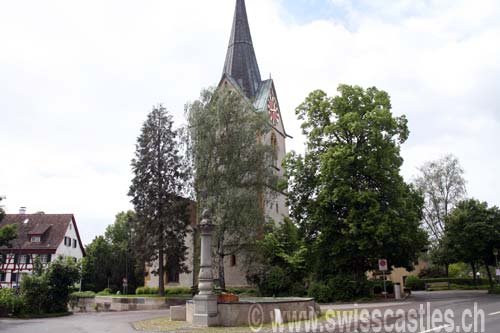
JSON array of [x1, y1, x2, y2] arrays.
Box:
[[97, 288, 113, 296], [308, 276, 372, 303], [372, 280, 394, 294], [307, 281, 332, 303], [0, 288, 25, 317], [488, 287, 500, 295], [405, 276, 425, 291], [70, 291, 96, 299], [420, 278, 488, 286]]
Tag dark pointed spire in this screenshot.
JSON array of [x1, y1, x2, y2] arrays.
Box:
[[223, 0, 262, 98]]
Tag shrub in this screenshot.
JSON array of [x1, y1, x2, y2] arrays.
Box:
[[44, 257, 80, 313], [405, 276, 425, 291], [0, 288, 25, 317], [420, 278, 488, 286], [97, 288, 113, 296], [307, 282, 332, 303], [227, 287, 258, 296], [135, 286, 160, 295], [165, 287, 191, 295], [372, 280, 394, 295], [308, 276, 372, 303], [70, 291, 96, 299], [21, 274, 49, 315], [488, 287, 500, 295]]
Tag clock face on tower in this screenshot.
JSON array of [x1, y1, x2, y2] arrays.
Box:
[[267, 95, 280, 126]]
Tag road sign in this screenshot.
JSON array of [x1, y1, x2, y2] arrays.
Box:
[[496, 269, 500, 277], [122, 278, 128, 285], [379, 259, 388, 272]]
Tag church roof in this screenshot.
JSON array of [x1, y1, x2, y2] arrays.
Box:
[[223, 0, 262, 99]]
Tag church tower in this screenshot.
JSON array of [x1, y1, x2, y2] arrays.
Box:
[[219, 0, 289, 226]]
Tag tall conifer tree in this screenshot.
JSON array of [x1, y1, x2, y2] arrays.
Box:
[[129, 105, 190, 295]]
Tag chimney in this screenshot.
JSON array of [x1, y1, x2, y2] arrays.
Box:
[[19, 207, 27, 214]]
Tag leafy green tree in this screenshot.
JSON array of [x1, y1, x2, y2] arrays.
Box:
[[246, 218, 308, 296], [445, 199, 500, 287], [285, 85, 428, 286], [129, 105, 190, 295], [82, 212, 144, 293], [0, 197, 17, 248], [105, 211, 143, 292], [186, 87, 277, 289], [0, 196, 4, 221], [415, 155, 466, 242], [0, 224, 16, 248], [81, 236, 114, 292]]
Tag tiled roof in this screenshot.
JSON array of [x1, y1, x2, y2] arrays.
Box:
[[0, 214, 85, 255]]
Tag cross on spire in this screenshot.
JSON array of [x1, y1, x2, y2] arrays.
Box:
[[223, 0, 262, 98]]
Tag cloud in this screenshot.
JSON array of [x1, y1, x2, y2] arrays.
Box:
[[1, 0, 499, 243]]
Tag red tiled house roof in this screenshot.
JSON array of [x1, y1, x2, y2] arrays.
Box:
[[0, 214, 86, 256]]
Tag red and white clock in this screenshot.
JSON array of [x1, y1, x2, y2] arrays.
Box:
[[267, 95, 280, 126]]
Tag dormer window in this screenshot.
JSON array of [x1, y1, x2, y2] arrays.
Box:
[[31, 236, 41, 243]]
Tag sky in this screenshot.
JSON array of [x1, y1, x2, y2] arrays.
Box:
[[1, 0, 499, 245]]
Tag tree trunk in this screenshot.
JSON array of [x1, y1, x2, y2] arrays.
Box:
[[445, 264, 450, 289], [471, 262, 477, 286], [158, 248, 165, 296], [485, 264, 494, 289], [218, 253, 226, 291]]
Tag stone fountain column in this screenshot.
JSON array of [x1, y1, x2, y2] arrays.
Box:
[[193, 209, 219, 327]]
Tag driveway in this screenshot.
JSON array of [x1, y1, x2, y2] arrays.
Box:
[[0, 309, 168, 333]]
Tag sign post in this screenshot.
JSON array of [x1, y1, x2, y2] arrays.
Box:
[[379, 259, 389, 299]]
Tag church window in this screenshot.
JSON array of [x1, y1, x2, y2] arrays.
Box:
[[230, 255, 237, 267], [275, 202, 279, 213], [271, 133, 278, 167], [168, 266, 180, 283]]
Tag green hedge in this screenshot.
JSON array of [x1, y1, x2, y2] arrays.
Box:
[[405, 276, 425, 291], [135, 286, 191, 296], [96, 288, 113, 296], [70, 291, 96, 299], [488, 287, 500, 295], [227, 287, 258, 296], [420, 278, 489, 286], [308, 277, 372, 303]]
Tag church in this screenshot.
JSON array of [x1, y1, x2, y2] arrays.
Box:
[[145, 0, 289, 289]]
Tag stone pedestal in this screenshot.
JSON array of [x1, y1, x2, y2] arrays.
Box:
[[193, 209, 219, 327], [193, 294, 219, 326]]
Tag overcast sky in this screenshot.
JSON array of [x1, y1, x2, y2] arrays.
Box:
[[1, 0, 499, 244]]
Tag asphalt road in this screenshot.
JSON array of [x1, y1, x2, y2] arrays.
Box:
[[0, 291, 498, 332]]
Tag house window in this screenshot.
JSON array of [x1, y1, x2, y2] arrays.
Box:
[[73, 239, 77, 248], [31, 236, 41, 243], [40, 254, 51, 264], [230, 255, 237, 267], [10, 273, 17, 283], [0, 272, 6, 282], [0, 254, 5, 264], [19, 255, 30, 264]]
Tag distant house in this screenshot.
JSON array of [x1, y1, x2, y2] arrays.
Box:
[[0, 211, 85, 288]]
